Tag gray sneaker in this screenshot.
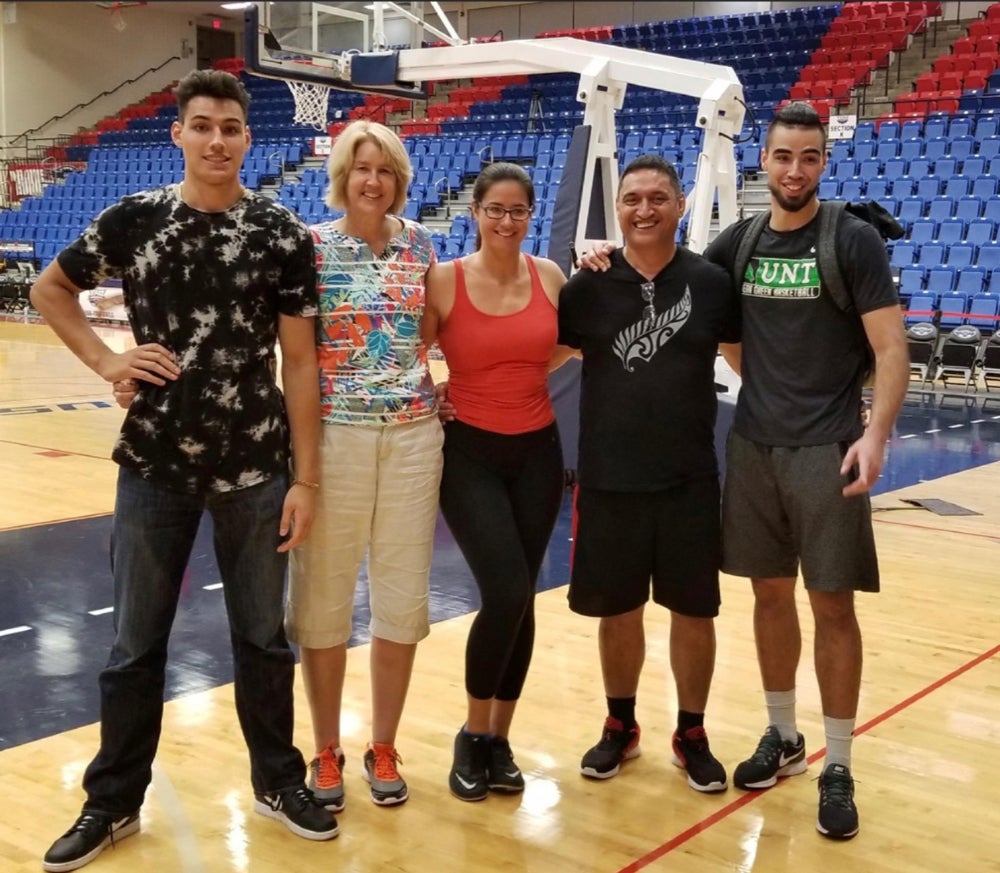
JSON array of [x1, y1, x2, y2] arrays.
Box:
[[308, 745, 345, 812], [362, 741, 408, 806]]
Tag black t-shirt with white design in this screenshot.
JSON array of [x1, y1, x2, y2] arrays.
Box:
[[705, 213, 897, 446], [558, 247, 739, 492], [58, 185, 317, 494]]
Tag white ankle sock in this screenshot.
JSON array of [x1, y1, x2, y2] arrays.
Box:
[[764, 689, 798, 743], [823, 716, 855, 769]]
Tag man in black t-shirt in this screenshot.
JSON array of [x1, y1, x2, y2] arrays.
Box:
[[704, 102, 908, 841], [31, 70, 337, 872], [559, 155, 739, 795]]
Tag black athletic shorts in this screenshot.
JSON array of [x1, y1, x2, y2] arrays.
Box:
[[569, 476, 722, 618]]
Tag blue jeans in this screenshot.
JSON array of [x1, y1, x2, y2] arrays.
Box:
[[82, 467, 305, 815]]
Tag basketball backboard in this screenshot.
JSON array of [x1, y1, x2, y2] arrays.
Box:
[[244, 1, 466, 100]]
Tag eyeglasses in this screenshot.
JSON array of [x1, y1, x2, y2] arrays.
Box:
[[640, 281, 656, 321], [481, 204, 533, 221]]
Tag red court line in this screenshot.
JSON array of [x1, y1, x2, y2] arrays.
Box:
[[0, 438, 111, 462], [616, 642, 1000, 873], [873, 516, 1000, 541]]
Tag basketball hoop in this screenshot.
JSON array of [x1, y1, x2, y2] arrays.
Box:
[[287, 80, 332, 132], [97, 1, 147, 32]]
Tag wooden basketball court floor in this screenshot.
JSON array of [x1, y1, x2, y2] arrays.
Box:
[[2, 318, 999, 872]]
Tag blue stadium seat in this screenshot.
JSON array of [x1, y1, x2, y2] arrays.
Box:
[[946, 243, 975, 269], [956, 196, 985, 222], [972, 175, 998, 200], [933, 157, 957, 178], [956, 266, 987, 297], [890, 241, 917, 272], [961, 156, 986, 177], [925, 265, 956, 295], [949, 136, 976, 161], [898, 196, 925, 226], [974, 116, 1000, 140], [937, 289, 970, 329], [967, 292, 1000, 332], [916, 176, 942, 200], [923, 116, 948, 139], [923, 136, 949, 161], [917, 243, 946, 270], [819, 179, 840, 199], [944, 175, 971, 199], [891, 176, 916, 198], [899, 139, 923, 162], [904, 293, 937, 326], [853, 140, 876, 162], [865, 178, 890, 199], [977, 244, 1000, 272], [907, 157, 932, 179], [840, 178, 864, 200], [882, 157, 907, 182], [981, 137, 1000, 160], [966, 218, 996, 247], [936, 217, 966, 246], [909, 218, 937, 246], [927, 196, 954, 222]]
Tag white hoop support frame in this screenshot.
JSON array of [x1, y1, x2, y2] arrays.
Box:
[[286, 80, 332, 131]]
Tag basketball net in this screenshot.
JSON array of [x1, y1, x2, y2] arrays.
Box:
[[287, 80, 332, 132]]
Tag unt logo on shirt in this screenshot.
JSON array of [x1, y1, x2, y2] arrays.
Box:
[[743, 257, 820, 300]]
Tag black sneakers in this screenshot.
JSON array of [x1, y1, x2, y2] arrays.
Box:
[[733, 725, 808, 790], [671, 726, 728, 793], [42, 811, 140, 872], [580, 716, 642, 779], [487, 735, 525, 793], [449, 729, 490, 801], [253, 785, 339, 840], [817, 763, 860, 840]]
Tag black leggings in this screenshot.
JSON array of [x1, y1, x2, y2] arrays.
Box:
[[439, 419, 564, 701]]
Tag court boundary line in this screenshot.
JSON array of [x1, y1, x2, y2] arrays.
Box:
[[872, 516, 1000, 542], [616, 641, 1000, 872], [0, 437, 112, 462], [0, 510, 111, 533]]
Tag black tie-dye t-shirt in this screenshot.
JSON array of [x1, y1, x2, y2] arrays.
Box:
[[58, 185, 318, 494]]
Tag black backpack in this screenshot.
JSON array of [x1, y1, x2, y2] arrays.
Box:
[[732, 200, 904, 385]]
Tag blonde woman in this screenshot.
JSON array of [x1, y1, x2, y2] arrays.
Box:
[[287, 120, 443, 811]]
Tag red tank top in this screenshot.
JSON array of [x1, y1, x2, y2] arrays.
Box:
[[437, 255, 557, 434]]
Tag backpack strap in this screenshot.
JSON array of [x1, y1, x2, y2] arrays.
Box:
[[816, 200, 853, 312], [732, 210, 771, 293]]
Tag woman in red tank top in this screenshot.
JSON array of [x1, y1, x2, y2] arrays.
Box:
[[421, 163, 575, 801]]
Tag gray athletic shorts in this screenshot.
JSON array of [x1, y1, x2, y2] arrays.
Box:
[[569, 477, 722, 619], [722, 432, 880, 593]]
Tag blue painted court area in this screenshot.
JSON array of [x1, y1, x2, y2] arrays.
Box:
[[1, 392, 997, 751], [0, 490, 574, 750]]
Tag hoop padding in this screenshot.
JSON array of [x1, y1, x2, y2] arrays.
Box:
[[286, 80, 331, 131]]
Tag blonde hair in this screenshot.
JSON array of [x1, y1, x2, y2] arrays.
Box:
[[325, 120, 412, 215]]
